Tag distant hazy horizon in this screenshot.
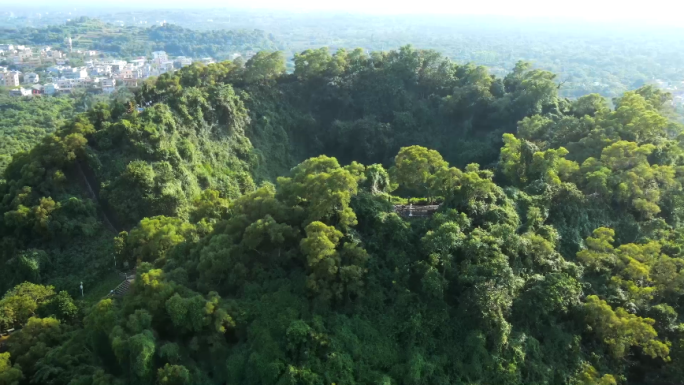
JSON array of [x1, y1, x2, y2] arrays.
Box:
[[3, 0, 683, 27]]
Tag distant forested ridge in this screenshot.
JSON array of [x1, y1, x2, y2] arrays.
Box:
[[1, 46, 684, 385], [0, 17, 280, 59], [5, 10, 682, 99]]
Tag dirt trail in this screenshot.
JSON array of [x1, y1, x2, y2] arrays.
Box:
[[75, 160, 119, 234]]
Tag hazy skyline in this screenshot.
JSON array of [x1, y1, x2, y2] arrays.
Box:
[[8, 0, 683, 25]]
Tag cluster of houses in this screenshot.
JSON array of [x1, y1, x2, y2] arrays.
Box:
[[652, 79, 684, 108], [2, 47, 222, 97], [0, 44, 72, 68]]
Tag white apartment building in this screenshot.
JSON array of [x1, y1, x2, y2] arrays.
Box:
[[152, 51, 169, 62], [63, 67, 88, 79], [47, 65, 69, 75], [44, 50, 63, 60], [88, 65, 112, 77], [174, 56, 193, 68], [3, 71, 20, 87], [17, 48, 32, 59], [130, 58, 146, 67], [101, 78, 116, 94], [56, 78, 74, 91], [9, 87, 31, 96], [159, 61, 175, 73], [24, 72, 39, 83], [57, 78, 88, 90]]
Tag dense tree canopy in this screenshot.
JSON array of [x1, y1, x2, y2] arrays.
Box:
[[1, 45, 684, 385], [0, 95, 77, 180]]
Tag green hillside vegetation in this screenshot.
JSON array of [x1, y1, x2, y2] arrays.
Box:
[[1, 45, 684, 385], [0, 94, 77, 180], [0, 17, 280, 59]]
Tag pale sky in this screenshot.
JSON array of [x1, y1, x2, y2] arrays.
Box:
[[236, 0, 676, 21], [19, 0, 684, 25]]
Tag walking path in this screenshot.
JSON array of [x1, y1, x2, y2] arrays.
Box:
[[105, 270, 136, 298]]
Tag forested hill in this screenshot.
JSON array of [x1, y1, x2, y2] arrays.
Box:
[[0, 17, 280, 58], [2, 46, 684, 385], [0, 94, 77, 177]]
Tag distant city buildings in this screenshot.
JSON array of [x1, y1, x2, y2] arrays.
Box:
[[88, 64, 112, 77], [1, 45, 251, 96], [159, 61, 175, 73], [119, 78, 139, 88], [47, 65, 69, 75], [651, 79, 684, 108], [62, 67, 88, 79], [130, 58, 146, 67], [152, 51, 169, 65], [43, 83, 58, 95], [24, 72, 39, 84], [174, 56, 192, 68], [101, 78, 116, 94], [2, 71, 21, 87], [9, 87, 31, 96], [41, 47, 64, 61], [0, 44, 69, 71]]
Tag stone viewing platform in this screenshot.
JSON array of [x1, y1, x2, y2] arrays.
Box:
[[393, 204, 440, 218]]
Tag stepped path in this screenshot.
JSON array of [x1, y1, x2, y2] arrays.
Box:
[[105, 270, 136, 299], [75, 159, 135, 298]]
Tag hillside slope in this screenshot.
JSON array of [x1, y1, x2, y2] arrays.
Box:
[[1, 47, 684, 385]]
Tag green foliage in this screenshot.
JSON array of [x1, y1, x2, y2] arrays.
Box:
[[581, 141, 679, 219], [277, 155, 360, 228], [362, 164, 394, 195], [115, 216, 198, 266], [392, 145, 448, 199], [0, 95, 77, 178], [573, 364, 617, 385], [0, 283, 55, 329], [0, 352, 23, 385], [584, 295, 669, 360], [157, 364, 190, 385], [0, 18, 279, 60], [2, 43, 684, 385], [243, 51, 287, 83], [500, 133, 579, 186], [5, 317, 67, 379], [189, 189, 230, 224], [39, 291, 78, 322], [96, 97, 255, 227], [300, 221, 368, 301]]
